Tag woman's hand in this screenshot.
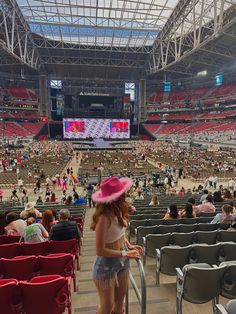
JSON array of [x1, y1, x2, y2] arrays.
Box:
[[128, 244, 143, 254], [126, 249, 141, 259]]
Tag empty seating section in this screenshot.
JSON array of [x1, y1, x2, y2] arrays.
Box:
[[0, 275, 71, 314], [156, 243, 236, 286], [9, 87, 37, 102], [0, 121, 44, 137]]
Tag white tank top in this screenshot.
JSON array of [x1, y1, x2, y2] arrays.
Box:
[[104, 216, 126, 244]]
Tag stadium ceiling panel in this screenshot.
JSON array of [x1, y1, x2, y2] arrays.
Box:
[[16, 0, 178, 48]]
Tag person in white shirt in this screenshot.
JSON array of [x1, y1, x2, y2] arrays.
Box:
[[228, 178, 235, 192], [208, 176, 214, 188], [212, 175, 218, 189]]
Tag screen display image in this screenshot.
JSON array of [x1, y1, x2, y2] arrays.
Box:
[[64, 120, 85, 133], [63, 118, 130, 139]]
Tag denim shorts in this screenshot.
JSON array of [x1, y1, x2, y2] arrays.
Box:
[[92, 256, 129, 289]]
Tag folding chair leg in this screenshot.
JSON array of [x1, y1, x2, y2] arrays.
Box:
[[176, 296, 182, 314], [156, 269, 160, 286]]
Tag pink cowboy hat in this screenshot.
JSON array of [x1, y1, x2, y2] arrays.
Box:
[[92, 176, 133, 203]]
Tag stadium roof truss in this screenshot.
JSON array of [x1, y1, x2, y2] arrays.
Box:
[[148, 0, 236, 75], [0, 0, 40, 70], [0, 0, 236, 78]]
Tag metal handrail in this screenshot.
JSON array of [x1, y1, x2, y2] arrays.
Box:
[[125, 258, 146, 314]]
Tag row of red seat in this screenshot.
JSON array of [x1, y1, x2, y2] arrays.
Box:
[[0, 239, 80, 270], [0, 121, 45, 137], [0, 253, 76, 291], [0, 275, 71, 314]]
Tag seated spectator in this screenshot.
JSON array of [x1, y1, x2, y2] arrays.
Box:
[[22, 213, 48, 243], [74, 193, 86, 205], [211, 204, 235, 224], [213, 191, 223, 203], [20, 202, 42, 219], [223, 189, 232, 201], [200, 189, 209, 203], [50, 192, 56, 203], [36, 196, 43, 205], [49, 208, 81, 242], [178, 187, 185, 197], [164, 204, 180, 220], [135, 191, 144, 200], [5, 212, 26, 236], [187, 198, 198, 212], [149, 195, 159, 206], [0, 212, 6, 235], [65, 195, 73, 205], [195, 195, 216, 214], [41, 209, 56, 233], [179, 203, 196, 219]]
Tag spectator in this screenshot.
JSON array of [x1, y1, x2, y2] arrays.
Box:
[[187, 198, 198, 212], [228, 178, 235, 192], [200, 190, 209, 203], [179, 203, 196, 218], [36, 196, 43, 205], [195, 195, 216, 214], [50, 208, 81, 242], [5, 212, 26, 236], [211, 204, 235, 224], [164, 204, 180, 220], [50, 192, 56, 203], [74, 193, 86, 205], [0, 212, 6, 235], [86, 183, 95, 208], [41, 209, 56, 233], [20, 202, 42, 219], [22, 213, 48, 243], [135, 191, 144, 200], [65, 195, 73, 205], [223, 189, 232, 201], [178, 187, 185, 197], [213, 191, 223, 203], [149, 195, 159, 206], [0, 187, 3, 201]]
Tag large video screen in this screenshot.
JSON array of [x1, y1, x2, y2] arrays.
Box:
[[63, 118, 130, 139]]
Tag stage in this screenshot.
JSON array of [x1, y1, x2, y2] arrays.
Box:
[[72, 138, 132, 151]]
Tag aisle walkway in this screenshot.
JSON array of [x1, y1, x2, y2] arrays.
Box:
[[72, 207, 175, 314]]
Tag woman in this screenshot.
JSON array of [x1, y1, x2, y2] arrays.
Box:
[[179, 203, 196, 218], [211, 204, 235, 224], [5, 212, 27, 236], [163, 204, 180, 220], [91, 176, 141, 314], [195, 195, 216, 214], [223, 189, 233, 201], [41, 209, 56, 233], [22, 213, 48, 243], [50, 192, 56, 203], [149, 195, 159, 206]]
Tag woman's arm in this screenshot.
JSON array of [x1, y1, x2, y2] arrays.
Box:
[[96, 215, 140, 259]]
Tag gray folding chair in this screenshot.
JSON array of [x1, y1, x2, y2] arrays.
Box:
[[218, 243, 236, 263], [143, 233, 171, 265], [156, 245, 192, 286], [216, 300, 236, 314], [197, 223, 218, 231], [182, 218, 199, 224], [220, 261, 236, 299], [135, 225, 159, 245], [170, 232, 194, 247], [189, 243, 221, 265], [158, 224, 177, 234], [217, 230, 236, 243], [176, 263, 226, 314], [194, 230, 218, 245], [177, 224, 197, 233]]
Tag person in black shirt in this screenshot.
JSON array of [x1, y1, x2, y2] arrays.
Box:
[[49, 208, 81, 242]]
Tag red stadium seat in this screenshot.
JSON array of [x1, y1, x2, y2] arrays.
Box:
[[0, 256, 36, 280], [19, 275, 71, 314], [0, 279, 20, 314], [38, 253, 76, 292], [0, 243, 19, 259], [20, 241, 50, 256]]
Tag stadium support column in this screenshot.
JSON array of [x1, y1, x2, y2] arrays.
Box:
[[137, 79, 146, 136], [39, 75, 51, 138], [39, 75, 49, 118]]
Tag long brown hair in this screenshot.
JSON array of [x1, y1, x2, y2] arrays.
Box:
[[42, 209, 54, 233], [91, 193, 129, 231]]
